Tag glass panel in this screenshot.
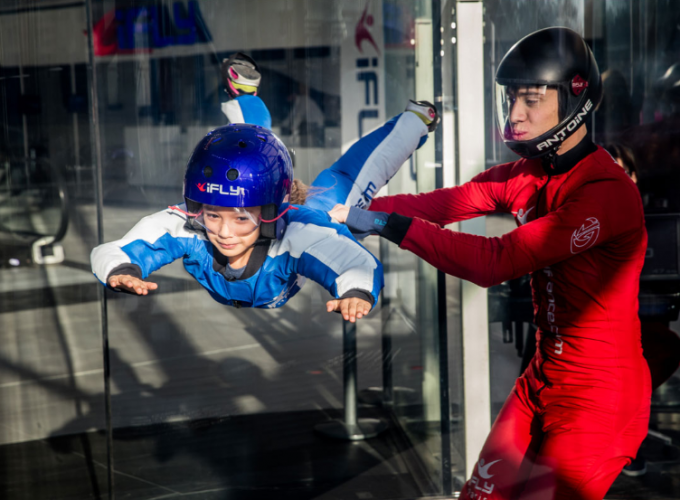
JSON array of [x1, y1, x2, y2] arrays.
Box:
[[89, 0, 455, 498], [0, 2, 107, 499], [482, 1, 680, 498], [378, 0, 463, 495], [482, 0, 587, 436], [595, 1, 680, 495]]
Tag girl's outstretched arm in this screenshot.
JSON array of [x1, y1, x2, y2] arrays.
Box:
[[91, 206, 203, 289]]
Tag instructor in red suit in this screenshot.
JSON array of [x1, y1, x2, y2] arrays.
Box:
[[331, 27, 650, 499]]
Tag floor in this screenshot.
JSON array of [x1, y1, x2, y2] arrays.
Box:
[[0, 201, 447, 500], [607, 409, 680, 499], [0, 408, 428, 500], [0, 405, 678, 499], [0, 208, 678, 500]]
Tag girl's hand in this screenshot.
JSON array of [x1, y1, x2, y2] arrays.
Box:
[[108, 274, 158, 295], [326, 297, 372, 323], [328, 204, 351, 224]]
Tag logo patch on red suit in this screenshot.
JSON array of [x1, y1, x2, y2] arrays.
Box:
[[570, 217, 600, 254], [571, 74, 588, 96]]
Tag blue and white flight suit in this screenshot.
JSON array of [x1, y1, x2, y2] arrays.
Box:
[[91, 96, 429, 309], [222, 95, 429, 213], [221, 95, 272, 130], [91, 204, 382, 308]]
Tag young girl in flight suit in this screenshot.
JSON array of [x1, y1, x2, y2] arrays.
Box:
[[91, 86, 438, 322]]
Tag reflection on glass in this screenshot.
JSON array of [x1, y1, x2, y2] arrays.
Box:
[[93, 0, 456, 498], [0, 3, 106, 499], [0, 0, 466, 497]]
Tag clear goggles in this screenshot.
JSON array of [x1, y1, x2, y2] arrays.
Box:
[[168, 204, 297, 237]]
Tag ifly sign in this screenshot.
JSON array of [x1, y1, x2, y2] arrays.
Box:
[[92, 1, 212, 56], [340, 1, 385, 153]]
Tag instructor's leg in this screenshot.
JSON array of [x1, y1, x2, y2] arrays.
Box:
[[518, 384, 650, 500], [460, 378, 546, 500]]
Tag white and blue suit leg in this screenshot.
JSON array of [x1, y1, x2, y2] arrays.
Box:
[[221, 95, 272, 129], [304, 111, 429, 212]]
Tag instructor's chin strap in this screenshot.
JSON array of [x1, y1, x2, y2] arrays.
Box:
[[541, 151, 558, 175], [260, 205, 299, 223]]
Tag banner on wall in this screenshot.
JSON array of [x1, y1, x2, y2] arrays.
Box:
[[340, 0, 386, 154], [0, 0, 343, 66]]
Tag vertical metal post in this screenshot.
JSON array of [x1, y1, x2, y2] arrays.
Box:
[[71, 64, 80, 173], [381, 312, 394, 404], [315, 320, 387, 440], [343, 320, 358, 427], [18, 62, 29, 183], [456, 0, 491, 480], [84, 0, 112, 498], [430, 1, 453, 494]]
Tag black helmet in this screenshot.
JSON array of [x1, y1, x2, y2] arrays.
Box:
[[495, 27, 602, 159]]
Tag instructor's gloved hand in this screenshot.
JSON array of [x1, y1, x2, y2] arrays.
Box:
[[329, 204, 389, 239]]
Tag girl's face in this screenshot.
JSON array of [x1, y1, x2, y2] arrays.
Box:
[[202, 205, 262, 266]]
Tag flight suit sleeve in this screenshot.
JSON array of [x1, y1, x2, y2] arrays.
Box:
[[368, 162, 514, 225], [90, 208, 201, 285], [384, 178, 644, 287]]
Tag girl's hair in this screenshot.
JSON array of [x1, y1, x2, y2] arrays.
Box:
[[290, 179, 309, 205], [604, 143, 638, 178], [289, 179, 331, 205]]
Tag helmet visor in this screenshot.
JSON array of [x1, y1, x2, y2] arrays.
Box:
[[496, 84, 561, 142]]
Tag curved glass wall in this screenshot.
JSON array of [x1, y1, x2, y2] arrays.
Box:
[[0, 2, 107, 499], [483, 1, 680, 498], [3, 1, 678, 499], [0, 0, 462, 498]]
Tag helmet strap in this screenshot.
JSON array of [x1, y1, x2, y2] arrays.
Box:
[[259, 204, 279, 239], [540, 135, 597, 176], [259, 204, 298, 239], [541, 151, 558, 175]]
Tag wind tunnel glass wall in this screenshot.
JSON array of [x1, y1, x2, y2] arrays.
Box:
[[0, 2, 108, 499], [483, 1, 680, 498], [90, 0, 456, 498], [482, 0, 590, 426]]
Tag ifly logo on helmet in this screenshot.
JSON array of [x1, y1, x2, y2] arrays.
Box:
[[537, 99, 593, 151], [197, 183, 244, 196]]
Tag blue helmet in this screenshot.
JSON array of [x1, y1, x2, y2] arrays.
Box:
[[184, 124, 293, 212]]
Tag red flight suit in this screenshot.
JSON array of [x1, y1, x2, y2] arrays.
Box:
[[371, 144, 651, 499]]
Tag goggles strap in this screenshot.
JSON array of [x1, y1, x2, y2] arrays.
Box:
[[168, 205, 203, 218], [260, 205, 299, 223]]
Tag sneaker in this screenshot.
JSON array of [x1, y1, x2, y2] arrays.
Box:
[[622, 455, 647, 477], [221, 52, 261, 99], [405, 99, 440, 133]]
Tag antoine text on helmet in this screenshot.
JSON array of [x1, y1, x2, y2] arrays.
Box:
[[536, 99, 593, 151]]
